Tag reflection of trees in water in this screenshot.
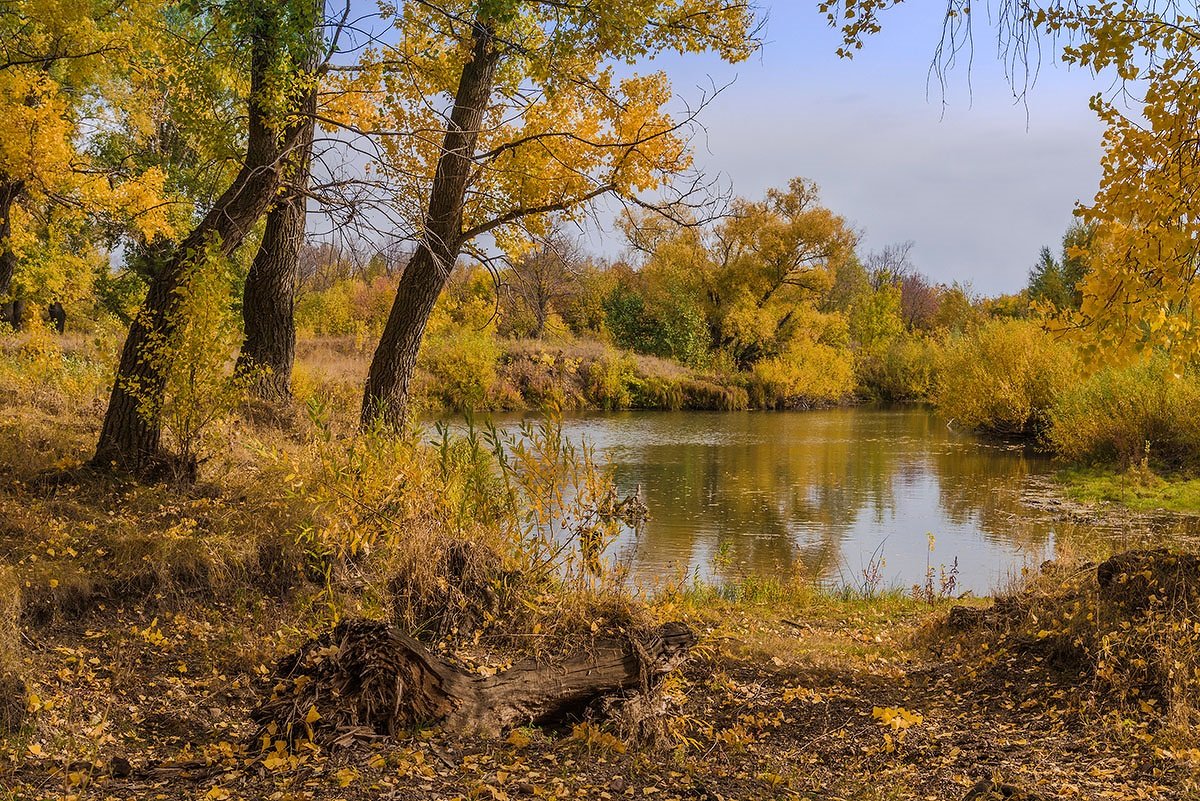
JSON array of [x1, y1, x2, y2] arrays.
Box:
[[609, 409, 945, 583], [592, 408, 1077, 587], [929, 442, 1056, 550]]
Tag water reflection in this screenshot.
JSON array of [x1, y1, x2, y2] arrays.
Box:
[[490, 407, 1068, 594]]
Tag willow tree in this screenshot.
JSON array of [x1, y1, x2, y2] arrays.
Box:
[[92, 0, 323, 474], [623, 179, 858, 368], [820, 0, 1200, 363], [336, 0, 760, 430]]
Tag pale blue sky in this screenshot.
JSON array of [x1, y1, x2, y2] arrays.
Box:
[[334, 2, 1110, 296], [626, 3, 1109, 295]]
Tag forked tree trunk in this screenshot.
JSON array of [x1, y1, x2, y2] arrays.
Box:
[[92, 2, 300, 475], [254, 618, 698, 742], [360, 20, 501, 430], [236, 113, 314, 401], [236, 0, 322, 401]]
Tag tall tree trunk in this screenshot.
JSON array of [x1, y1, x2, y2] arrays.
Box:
[[0, 180, 24, 325], [360, 21, 500, 430], [236, 0, 322, 401], [92, 2, 297, 475], [236, 110, 314, 401]]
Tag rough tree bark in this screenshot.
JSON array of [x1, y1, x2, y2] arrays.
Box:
[[254, 618, 698, 742], [0, 180, 24, 327], [91, 2, 303, 475], [235, 104, 315, 401], [360, 20, 500, 431], [236, 0, 322, 402]]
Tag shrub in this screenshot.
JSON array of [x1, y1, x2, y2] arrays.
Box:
[[0, 323, 116, 415], [295, 276, 395, 336], [264, 412, 646, 646], [679, 377, 749, 411], [419, 330, 501, 412], [856, 336, 939, 402], [1046, 358, 1200, 468], [582, 348, 636, 410], [630, 374, 683, 410], [603, 282, 709, 366], [933, 319, 1076, 436], [418, 270, 505, 412], [496, 347, 589, 410], [156, 246, 253, 471], [749, 339, 856, 409]]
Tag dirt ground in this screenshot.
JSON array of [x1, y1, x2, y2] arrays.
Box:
[[2, 591, 1194, 801]]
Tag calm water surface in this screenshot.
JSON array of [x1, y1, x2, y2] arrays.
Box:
[[489, 407, 1073, 594]]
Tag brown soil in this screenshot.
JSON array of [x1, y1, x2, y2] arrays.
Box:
[[2, 597, 1193, 801]]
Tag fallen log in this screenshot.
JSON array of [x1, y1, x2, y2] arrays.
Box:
[[253, 618, 697, 744]]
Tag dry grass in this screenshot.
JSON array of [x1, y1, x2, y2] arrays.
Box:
[[2, 329, 1197, 800], [928, 549, 1200, 744]]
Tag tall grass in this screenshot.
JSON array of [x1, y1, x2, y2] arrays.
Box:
[[1047, 357, 1200, 469]]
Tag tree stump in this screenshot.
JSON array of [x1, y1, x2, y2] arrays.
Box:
[[253, 618, 697, 744]]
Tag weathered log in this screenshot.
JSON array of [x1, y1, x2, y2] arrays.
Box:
[[253, 618, 697, 744], [962, 780, 1041, 800]]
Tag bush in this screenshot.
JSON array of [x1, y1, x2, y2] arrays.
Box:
[[679, 377, 749, 411], [933, 319, 1076, 436], [419, 330, 501, 412], [1046, 358, 1200, 468], [582, 348, 636, 410], [855, 336, 939, 402], [749, 339, 856, 409], [630, 374, 684, 410], [603, 282, 709, 366], [0, 323, 116, 415], [265, 412, 646, 647], [295, 276, 395, 336]]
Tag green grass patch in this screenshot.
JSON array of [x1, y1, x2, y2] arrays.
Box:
[[1058, 466, 1200, 514]]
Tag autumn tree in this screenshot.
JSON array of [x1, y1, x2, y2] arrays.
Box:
[[92, 0, 324, 475], [704, 178, 858, 367], [335, 0, 760, 430], [819, 0, 1200, 362], [614, 179, 859, 369], [501, 226, 584, 339], [864, 241, 915, 290], [0, 0, 171, 325], [235, 0, 326, 401], [899, 273, 941, 331]]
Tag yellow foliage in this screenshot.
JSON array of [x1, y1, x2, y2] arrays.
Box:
[[933, 319, 1077, 436], [822, 1, 1200, 364], [0, 0, 176, 247], [752, 337, 856, 409], [327, 0, 758, 255]]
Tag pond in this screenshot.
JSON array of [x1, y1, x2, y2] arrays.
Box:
[[483, 406, 1075, 595]]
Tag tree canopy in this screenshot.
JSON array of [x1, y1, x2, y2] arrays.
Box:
[[819, 0, 1200, 363]]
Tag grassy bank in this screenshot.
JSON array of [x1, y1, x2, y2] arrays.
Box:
[[296, 334, 850, 417], [2, 327, 1199, 800], [1057, 466, 1200, 516]]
